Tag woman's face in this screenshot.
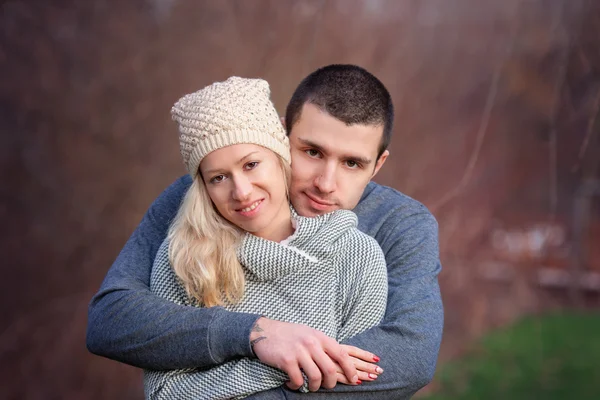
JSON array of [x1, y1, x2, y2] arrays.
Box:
[[200, 144, 290, 241]]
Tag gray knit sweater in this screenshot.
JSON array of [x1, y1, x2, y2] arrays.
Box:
[[143, 208, 388, 400]]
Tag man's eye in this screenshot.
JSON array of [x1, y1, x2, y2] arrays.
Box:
[[345, 160, 360, 169], [306, 149, 320, 158], [245, 161, 259, 170]]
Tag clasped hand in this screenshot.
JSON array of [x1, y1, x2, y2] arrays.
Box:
[[250, 318, 383, 392]]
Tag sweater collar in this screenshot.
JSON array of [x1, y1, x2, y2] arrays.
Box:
[[238, 205, 358, 281]]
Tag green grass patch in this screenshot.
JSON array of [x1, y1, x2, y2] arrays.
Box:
[[423, 312, 600, 400]]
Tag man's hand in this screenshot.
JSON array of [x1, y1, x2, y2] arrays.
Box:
[[250, 317, 359, 392], [335, 345, 383, 385]]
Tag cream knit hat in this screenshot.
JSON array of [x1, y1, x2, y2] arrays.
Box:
[[171, 77, 291, 178]]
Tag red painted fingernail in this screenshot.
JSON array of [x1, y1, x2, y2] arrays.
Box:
[[373, 355, 380, 362], [357, 380, 362, 385]]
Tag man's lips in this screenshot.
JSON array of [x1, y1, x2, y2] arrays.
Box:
[[304, 192, 335, 207]]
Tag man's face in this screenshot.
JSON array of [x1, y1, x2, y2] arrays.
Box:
[[289, 103, 389, 217]]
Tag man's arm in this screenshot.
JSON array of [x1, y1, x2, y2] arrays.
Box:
[[86, 175, 260, 369], [284, 206, 444, 399]]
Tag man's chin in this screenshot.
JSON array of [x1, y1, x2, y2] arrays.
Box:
[[293, 202, 337, 217], [295, 206, 319, 218], [290, 201, 319, 218]]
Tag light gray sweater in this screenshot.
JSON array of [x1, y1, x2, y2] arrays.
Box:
[[144, 208, 388, 400]]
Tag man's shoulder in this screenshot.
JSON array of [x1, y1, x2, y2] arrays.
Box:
[[170, 174, 193, 195], [353, 181, 439, 245], [152, 175, 193, 210], [356, 181, 433, 221]]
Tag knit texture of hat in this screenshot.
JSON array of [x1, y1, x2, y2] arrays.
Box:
[[171, 77, 290, 177]]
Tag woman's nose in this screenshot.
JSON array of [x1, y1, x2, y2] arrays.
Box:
[[232, 176, 252, 201]]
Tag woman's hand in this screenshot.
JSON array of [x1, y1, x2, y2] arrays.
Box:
[[335, 345, 383, 385]]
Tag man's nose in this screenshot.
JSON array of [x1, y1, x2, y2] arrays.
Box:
[[314, 163, 337, 194], [232, 176, 252, 201]]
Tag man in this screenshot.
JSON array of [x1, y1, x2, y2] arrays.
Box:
[[87, 64, 443, 399]]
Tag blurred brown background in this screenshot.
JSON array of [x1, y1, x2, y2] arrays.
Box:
[[1, 0, 599, 399]]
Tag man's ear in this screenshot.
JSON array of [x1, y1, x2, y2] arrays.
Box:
[[280, 116, 286, 129], [371, 150, 389, 179]]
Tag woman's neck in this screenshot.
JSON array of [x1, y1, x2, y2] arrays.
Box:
[[255, 202, 294, 242]]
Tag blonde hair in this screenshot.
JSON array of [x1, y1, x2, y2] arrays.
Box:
[[168, 154, 291, 307]]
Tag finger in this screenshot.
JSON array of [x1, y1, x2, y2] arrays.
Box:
[[310, 350, 339, 389], [283, 362, 305, 391], [325, 341, 358, 384], [285, 380, 299, 390], [335, 363, 379, 381], [298, 355, 323, 392], [336, 372, 364, 385], [340, 344, 380, 363], [350, 357, 384, 375]]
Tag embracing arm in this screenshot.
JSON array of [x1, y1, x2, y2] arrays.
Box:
[[285, 207, 443, 399], [86, 175, 260, 370]]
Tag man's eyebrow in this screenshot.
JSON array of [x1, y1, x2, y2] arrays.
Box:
[[297, 138, 325, 152], [297, 138, 372, 164], [204, 151, 260, 175], [343, 154, 372, 165]]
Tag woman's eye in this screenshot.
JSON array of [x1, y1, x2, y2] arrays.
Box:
[[211, 175, 225, 183], [245, 161, 259, 170]]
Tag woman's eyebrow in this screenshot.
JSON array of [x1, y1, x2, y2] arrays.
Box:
[[203, 151, 261, 175], [237, 151, 260, 163]]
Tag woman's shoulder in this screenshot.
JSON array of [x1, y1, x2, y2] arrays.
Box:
[[342, 224, 385, 260], [330, 217, 386, 270]]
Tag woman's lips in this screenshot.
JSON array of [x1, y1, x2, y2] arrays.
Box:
[[236, 199, 264, 217]]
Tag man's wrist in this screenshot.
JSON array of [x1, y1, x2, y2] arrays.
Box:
[[249, 316, 268, 357], [208, 309, 262, 362]]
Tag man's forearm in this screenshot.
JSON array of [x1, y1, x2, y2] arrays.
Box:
[[87, 273, 260, 369], [309, 204, 444, 399], [86, 175, 261, 369], [326, 283, 443, 398]]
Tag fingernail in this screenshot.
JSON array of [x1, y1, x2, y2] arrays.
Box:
[[375, 366, 384, 374], [373, 355, 380, 362], [357, 380, 362, 385], [368, 373, 378, 379]]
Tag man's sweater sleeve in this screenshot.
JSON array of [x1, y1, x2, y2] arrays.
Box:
[[86, 176, 261, 370], [286, 205, 444, 400]]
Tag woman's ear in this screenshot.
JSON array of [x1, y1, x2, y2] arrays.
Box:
[[280, 116, 286, 129]]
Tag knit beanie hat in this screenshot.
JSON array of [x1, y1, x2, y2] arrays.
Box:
[[171, 77, 291, 178]]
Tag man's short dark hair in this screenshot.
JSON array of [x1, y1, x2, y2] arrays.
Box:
[[285, 64, 394, 159]]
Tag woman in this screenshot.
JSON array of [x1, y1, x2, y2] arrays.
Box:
[[144, 77, 388, 400]]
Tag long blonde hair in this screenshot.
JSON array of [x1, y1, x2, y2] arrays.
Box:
[[168, 155, 291, 307]]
